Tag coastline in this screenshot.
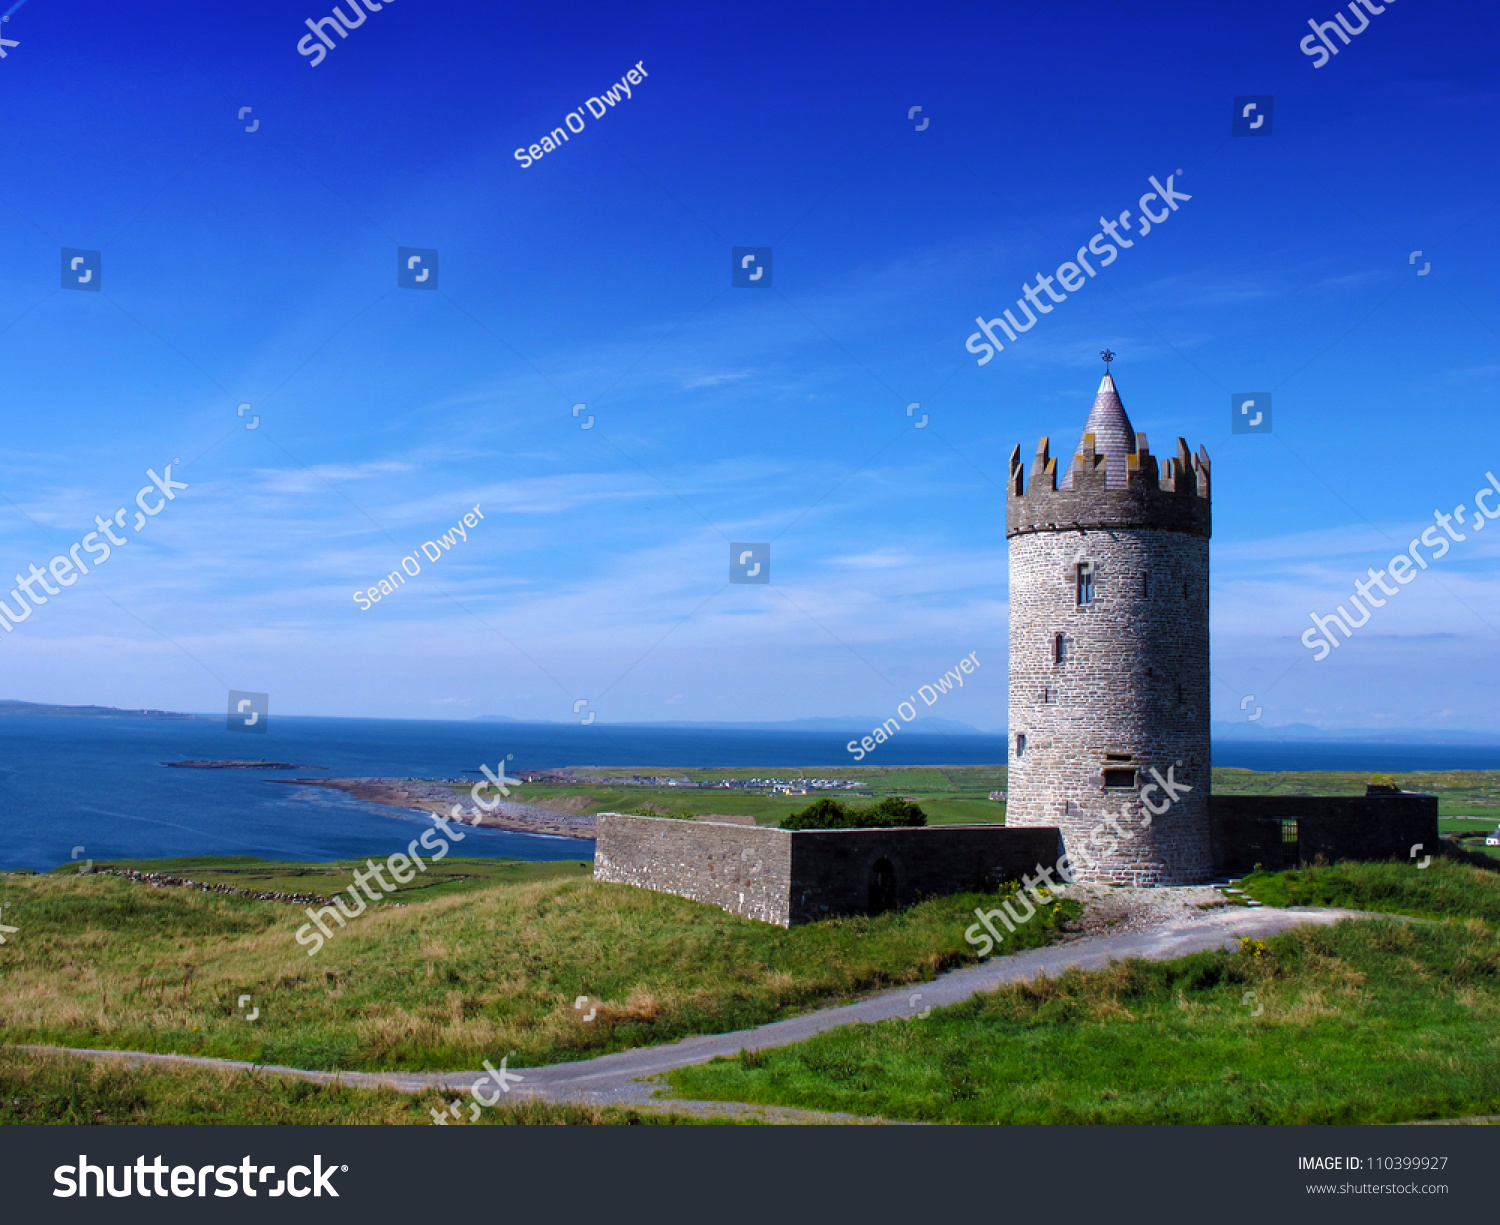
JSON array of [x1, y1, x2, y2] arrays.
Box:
[[281, 777, 597, 841]]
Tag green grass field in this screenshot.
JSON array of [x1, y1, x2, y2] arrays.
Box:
[[498, 765, 1500, 829], [1237, 856, 1500, 919], [667, 860, 1500, 1123], [1210, 767, 1500, 821], [7, 765, 1499, 1124], [0, 1046, 699, 1125], [53, 855, 594, 902], [0, 861, 1074, 1074], [488, 764, 1010, 827]]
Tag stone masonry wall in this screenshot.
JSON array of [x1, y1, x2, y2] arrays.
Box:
[[1005, 525, 1212, 885], [594, 814, 1062, 927], [1209, 794, 1438, 875], [787, 825, 1062, 925], [593, 815, 793, 925]]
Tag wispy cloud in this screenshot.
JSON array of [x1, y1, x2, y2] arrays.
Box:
[[255, 460, 418, 495], [682, 370, 752, 389]]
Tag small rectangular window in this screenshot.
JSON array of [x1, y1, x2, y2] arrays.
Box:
[[1280, 819, 1299, 845], [1015, 733, 1026, 759], [1054, 634, 1067, 664], [1142, 573, 1150, 597], [1102, 768, 1136, 789], [1077, 563, 1095, 606]]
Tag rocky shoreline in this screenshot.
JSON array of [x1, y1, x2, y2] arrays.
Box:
[[280, 777, 597, 841]]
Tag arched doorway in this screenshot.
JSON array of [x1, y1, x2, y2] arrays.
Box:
[[867, 857, 896, 915]]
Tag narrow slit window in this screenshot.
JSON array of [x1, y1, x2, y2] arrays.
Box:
[[1142, 572, 1150, 597], [1054, 634, 1067, 664], [1015, 733, 1026, 759], [1077, 562, 1095, 606]]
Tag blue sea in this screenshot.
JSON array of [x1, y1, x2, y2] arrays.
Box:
[[1, 714, 1496, 871]]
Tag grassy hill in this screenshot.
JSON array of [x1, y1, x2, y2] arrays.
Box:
[[6, 765, 1499, 1124], [0, 1046, 696, 1126], [0, 859, 1074, 1074]]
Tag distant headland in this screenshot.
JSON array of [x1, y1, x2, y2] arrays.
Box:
[[0, 699, 201, 719], [164, 760, 323, 770]]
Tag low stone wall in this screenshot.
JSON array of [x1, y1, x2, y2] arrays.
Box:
[[593, 815, 794, 925], [787, 825, 1061, 925], [592, 814, 1062, 927], [1208, 793, 1438, 875]]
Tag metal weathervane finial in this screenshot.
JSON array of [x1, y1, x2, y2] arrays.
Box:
[[1101, 349, 1116, 369]]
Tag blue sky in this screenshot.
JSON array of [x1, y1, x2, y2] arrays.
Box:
[[0, 0, 1497, 733]]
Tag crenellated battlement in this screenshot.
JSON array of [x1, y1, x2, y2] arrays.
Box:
[[1006, 430, 1211, 538]]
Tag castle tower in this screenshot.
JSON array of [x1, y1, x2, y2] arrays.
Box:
[[1004, 367, 1212, 885]]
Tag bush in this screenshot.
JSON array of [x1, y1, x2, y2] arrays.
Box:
[[779, 796, 927, 830], [779, 798, 850, 829], [866, 797, 928, 827]]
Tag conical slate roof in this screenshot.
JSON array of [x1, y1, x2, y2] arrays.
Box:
[[1058, 371, 1135, 489]]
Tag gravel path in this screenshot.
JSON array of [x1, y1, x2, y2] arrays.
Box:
[[1052, 881, 1254, 940]]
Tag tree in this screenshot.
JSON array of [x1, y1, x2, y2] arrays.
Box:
[[779, 796, 927, 830], [866, 797, 927, 827], [779, 797, 854, 830]]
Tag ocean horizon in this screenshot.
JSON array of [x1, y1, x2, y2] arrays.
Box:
[[1, 712, 1496, 871]]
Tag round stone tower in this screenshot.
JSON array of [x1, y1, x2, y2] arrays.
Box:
[[1004, 367, 1212, 886]]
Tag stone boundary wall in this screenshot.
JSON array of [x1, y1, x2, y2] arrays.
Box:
[[593, 815, 1063, 927], [787, 824, 1062, 925], [593, 814, 793, 925], [1209, 794, 1438, 874]]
